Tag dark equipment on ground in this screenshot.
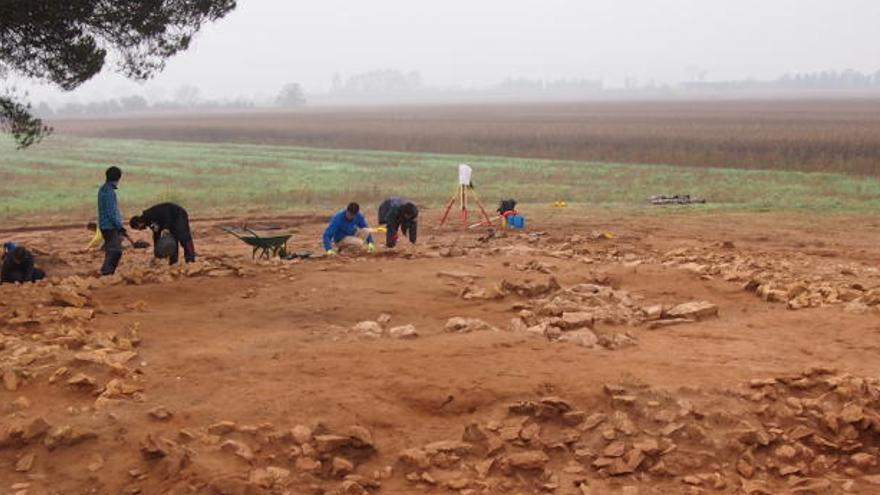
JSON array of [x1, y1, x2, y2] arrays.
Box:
[[154, 233, 177, 258], [650, 194, 706, 205], [221, 227, 292, 259]]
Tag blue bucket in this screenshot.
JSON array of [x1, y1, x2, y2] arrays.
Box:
[[509, 215, 526, 229]]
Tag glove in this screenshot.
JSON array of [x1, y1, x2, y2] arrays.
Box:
[[366, 243, 376, 253], [326, 249, 337, 256]]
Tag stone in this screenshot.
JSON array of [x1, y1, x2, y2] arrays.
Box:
[[666, 301, 719, 321], [148, 407, 173, 421], [603, 441, 626, 457], [3, 369, 19, 391], [315, 434, 352, 453], [462, 422, 489, 444], [23, 417, 51, 441], [647, 318, 693, 330], [44, 426, 97, 450], [291, 424, 313, 445], [425, 440, 473, 456], [644, 305, 664, 321], [61, 307, 94, 320], [332, 456, 355, 477], [220, 439, 255, 461], [398, 448, 431, 469], [338, 480, 368, 495], [353, 321, 383, 335], [295, 456, 321, 472], [388, 324, 418, 339], [51, 287, 88, 307], [775, 444, 798, 461], [851, 453, 875, 468], [582, 412, 607, 430], [208, 421, 237, 435], [506, 450, 549, 470], [558, 329, 599, 348], [444, 317, 497, 333], [841, 404, 865, 423], [509, 317, 529, 333], [560, 312, 594, 329], [66, 373, 96, 389], [633, 438, 661, 455], [140, 434, 171, 459], [15, 453, 35, 472], [377, 313, 392, 326], [249, 466, 290, 488]]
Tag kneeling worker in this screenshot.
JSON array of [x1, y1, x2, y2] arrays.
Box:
[[378, 197, 418, 248], [129, 202, 196, 264], [1, 244, 46, 284], [323, 202, 375, 255]]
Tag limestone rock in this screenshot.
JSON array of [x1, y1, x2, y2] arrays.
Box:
[[666, 301, 719, 321], [291, 424, 313, 445], [15, 452, 35, 472], [208, 421, 237, 435], [505, 450, 549, 470], [353, 321, 383, 335], [388, 324, 418, 339]]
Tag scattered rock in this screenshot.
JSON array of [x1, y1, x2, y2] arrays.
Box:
[[666, 301, 719, 320], [208, 421, 237, 435], [505, 450, 549, 470], [15, 452, 35, 472], [388, 324, 418, 339], [148, 406, 173, 421], [444, 317, 498, 333]]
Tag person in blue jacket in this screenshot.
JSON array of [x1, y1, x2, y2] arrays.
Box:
[[97, 166, 131, 275], [322, 202, 376, 255]]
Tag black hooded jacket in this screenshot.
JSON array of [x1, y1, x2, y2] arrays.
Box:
[[378, 197, 418, 248]]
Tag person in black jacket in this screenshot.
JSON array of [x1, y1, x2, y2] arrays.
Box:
[[1, 245, 45, 284], [377, 197, 418, 249], [129, 203, 196, 264]]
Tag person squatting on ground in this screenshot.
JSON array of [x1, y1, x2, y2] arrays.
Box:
[[129, 202, 196, 264], [97, 166, 134, 275], [322, 202, 376, 255], [378, 197, 418, 248], [1, 243, 45, 284]]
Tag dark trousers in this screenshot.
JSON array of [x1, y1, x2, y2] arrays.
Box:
[[2, 268, 45, 283], [169, 214, 196, 265], [100, 229, 123, 275]]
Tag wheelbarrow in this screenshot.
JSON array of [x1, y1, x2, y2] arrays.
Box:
[[221, 226, 292, 259]]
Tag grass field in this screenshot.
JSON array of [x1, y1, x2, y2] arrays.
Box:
[[2, 135, 880, 222], [55, 100, 880, 176]]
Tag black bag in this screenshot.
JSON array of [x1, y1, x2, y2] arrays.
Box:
[[155, 232, 178, 258], [497, 199, 517, 215]]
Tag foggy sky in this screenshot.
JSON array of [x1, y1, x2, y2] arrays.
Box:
[[9, 0, 880, 102]]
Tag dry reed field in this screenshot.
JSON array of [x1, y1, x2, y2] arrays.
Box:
[[54, 99, 880, 175]]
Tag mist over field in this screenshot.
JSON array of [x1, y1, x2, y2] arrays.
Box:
[[9, 0, 880, 109]]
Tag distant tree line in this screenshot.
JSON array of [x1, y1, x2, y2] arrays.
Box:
[[330, 70, 423, 95], [683, 69, 880, 91], [496, 78, 603, 94], [35, 83, 306, 118]]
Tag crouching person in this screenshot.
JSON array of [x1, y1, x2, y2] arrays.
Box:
[[322, 202, 375, 255], [378, 197, 418, 248], [129, 202, 196, 264], [1, 243, 45, 284]]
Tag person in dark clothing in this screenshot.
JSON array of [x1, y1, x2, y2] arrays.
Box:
[[97, 166, 130, 276], [129, 202, 196, 264], [377, 197, 418, 249], [1, 246, 45, 284]]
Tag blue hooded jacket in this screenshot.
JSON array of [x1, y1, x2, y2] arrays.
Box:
[[322, 210, 373, 251], [97, 182, 123, 230]]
